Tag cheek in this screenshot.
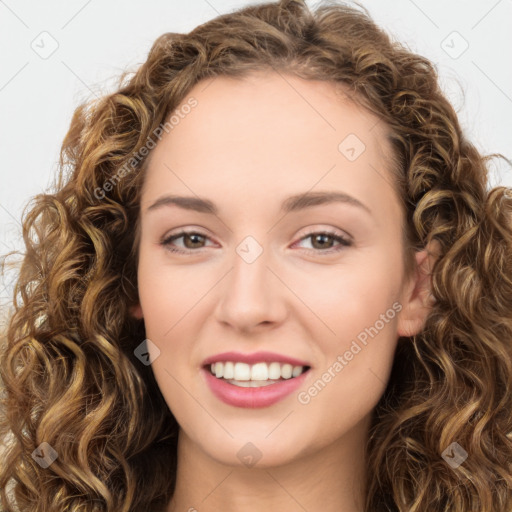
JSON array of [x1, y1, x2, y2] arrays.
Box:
[[301, 255, 400, 396], [302, 254, 400, 336], [136, 247, 205, 338]]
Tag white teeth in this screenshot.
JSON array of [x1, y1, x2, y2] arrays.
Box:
[[251, 362, 268, 380], [281, 364, 293, 379], [234, 362, 251, 380], [208, 361, 307, 381], [223, 361, 234, 379], [268, 362, 281, 380], [292, 365, 303, 377], [228, 379, 278, 387]]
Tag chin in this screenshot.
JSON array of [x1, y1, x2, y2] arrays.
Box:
[[190, 425, 313, 469]]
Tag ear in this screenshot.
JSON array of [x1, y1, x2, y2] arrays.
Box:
[[129, 303, 144, 320], [397, 239, 441, 338]]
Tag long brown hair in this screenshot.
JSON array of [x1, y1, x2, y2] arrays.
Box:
[[1, 1, 511, 510]]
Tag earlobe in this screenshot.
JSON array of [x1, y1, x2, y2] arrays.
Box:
[[129, 303, 144, 320], [397, 239, 441, 338]]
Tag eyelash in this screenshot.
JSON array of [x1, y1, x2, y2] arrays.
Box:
[[160, 229, 352, 255]]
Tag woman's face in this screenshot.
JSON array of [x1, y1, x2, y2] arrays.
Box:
[[133, 71, 426, 468]]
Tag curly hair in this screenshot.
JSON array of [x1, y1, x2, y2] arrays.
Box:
[[1, 0, 511, 510]]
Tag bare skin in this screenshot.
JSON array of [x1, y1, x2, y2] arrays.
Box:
[[130, 70, 439, 512]]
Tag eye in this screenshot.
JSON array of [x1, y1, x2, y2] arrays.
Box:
[[160, 229, 352, 255], [160, 230, 213, 254], [293, 230, 352, 254]]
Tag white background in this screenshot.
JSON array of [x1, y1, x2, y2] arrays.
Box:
[[1, 0, 511, 313]]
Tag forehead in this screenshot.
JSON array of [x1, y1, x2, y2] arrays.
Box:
[[141, 71, 400, 223]]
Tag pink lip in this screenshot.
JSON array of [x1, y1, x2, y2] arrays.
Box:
[[201, 367, 310, 408], [202, 351, 311, 367]]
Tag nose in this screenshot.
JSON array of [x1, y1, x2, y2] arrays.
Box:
[[213, 241, 288, 333]]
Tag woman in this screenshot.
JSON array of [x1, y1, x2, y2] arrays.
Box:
[[1, 1, 511, 511]]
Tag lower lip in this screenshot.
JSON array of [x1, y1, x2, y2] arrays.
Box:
[[201, 367, 310, 408]]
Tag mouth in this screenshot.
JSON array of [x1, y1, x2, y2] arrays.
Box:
[[201, 358, 312, 408], [204, 361, 311, 387]]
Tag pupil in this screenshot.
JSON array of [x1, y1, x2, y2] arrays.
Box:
[[186, 234, 203, 248], [314, 234, 331, 249]]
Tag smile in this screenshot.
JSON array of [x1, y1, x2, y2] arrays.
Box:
[[201, 351, 312, 407], [209, 361, 309, 384]]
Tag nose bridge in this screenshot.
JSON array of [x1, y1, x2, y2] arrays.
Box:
[[215, 234, 285, 327], [230, 234, 273, 299]]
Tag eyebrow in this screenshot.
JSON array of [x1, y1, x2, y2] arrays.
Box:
[[145, 190, 372, 216]]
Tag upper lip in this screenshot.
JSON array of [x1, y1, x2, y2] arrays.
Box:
[[202, 351, 311, 368]]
